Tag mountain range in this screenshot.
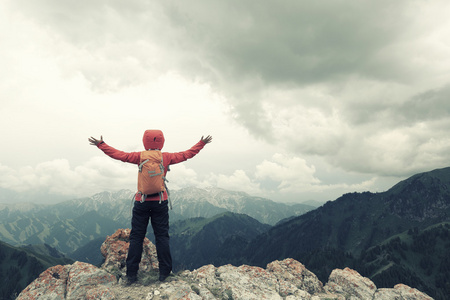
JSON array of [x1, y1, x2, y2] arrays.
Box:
[[242, 167, 450, 261], [0, 187, 312, 253], [238, 167, 450, 299], [0, 187, 307, 299], [169, 186, 315, 225], [2, 167, 450, 299], [169, 211, 271, 270]]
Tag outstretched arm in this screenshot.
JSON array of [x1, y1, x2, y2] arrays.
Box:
[[165, 135, 213, 165], [88, 135, 140, 164]]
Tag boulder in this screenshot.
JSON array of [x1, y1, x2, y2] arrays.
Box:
[[372, 285, 433, 300], [100, 228, 158, 276], [324, 268, 433, 300], [181, 259, 332, 300], [267, 258, 325, 296], [17, 261, 116, 300], [325, 267, 377, 299], [393, 284, 433, 300]]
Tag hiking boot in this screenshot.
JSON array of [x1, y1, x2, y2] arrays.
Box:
[[159, 273, 172, 282], [125, 274, 138, 285]]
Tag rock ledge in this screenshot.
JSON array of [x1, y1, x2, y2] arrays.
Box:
[[17, 229, 433, 300]]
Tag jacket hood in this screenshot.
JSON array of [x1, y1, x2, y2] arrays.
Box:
[[143, 130, 165, 150]]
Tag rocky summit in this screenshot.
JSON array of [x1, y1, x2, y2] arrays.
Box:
[[17, 229, 433, 300], [100, 228, 159, 275]]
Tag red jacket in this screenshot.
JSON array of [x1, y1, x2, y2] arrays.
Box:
[[97, 140, 206, 201]]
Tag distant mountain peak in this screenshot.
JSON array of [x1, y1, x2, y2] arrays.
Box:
[[90, 189, 134, 202], [383, 167, 450, 222], [170, 186, 314, 225], [388, 166, 450, 194]]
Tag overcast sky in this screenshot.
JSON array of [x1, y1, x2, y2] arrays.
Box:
[[1, 0, 450, 204]]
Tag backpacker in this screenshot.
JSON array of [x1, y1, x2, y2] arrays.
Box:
[[137, 150, 166, 202]]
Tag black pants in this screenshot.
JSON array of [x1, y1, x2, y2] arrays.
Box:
[[126, 200, 172, 277]]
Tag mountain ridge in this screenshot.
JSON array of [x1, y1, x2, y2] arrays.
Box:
[[170, 186, 315, 225], [244, 166, 450, 263], [170, 211, 271, 270], [0, 187, 313, 253], [0, 240, 73, 299], [2, 167, 450, 298], [238, 166, 450, 299]]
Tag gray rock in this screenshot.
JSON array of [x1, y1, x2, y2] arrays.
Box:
[[393, 284, 433, 300], [267, 258, 324, 296], [181, 259, 329, 300], [150, 280, 203, 299], [325, 267, 377, 299], [17, 261, 116, 300], [100, 228, 158, 277], [374, 288, 403, 300]]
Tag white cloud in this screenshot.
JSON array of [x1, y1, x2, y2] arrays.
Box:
[[255, 153, 319, 192], [0, 153, 398, 203], [204, 170, 262, 196], [2, 0, 450, 204], [165, 164, 201, 190], [252, 153, 381, 198], [0, 158, 136, 197], [0, 158, 263, 200]]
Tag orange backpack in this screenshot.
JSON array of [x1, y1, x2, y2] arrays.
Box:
[[137, 150, 165, 201]]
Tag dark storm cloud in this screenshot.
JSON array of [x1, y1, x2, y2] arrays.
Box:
[[10, 0, 450, 177], [12, 0, 412, 85], [159, 0, 413, 85], [399, 85, 450, 124]]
